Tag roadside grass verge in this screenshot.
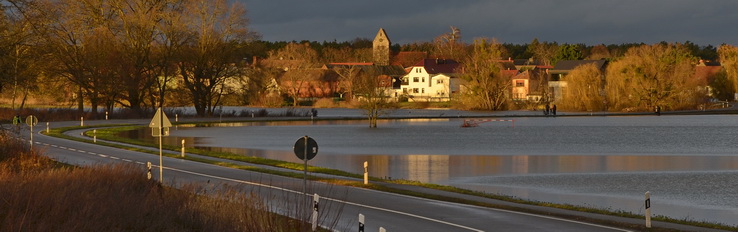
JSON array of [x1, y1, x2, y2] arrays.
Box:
[[45, 124, 738, 231], [0, 131, 339, 232]]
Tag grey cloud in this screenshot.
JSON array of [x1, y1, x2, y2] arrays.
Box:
[[239, 0, 738, 45]]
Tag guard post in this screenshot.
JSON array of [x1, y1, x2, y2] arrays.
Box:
[[25, 115, 38, 149], [359, 214, 365, 232], [645, 191, 652, 228], [181, 139, 186, 157], [311, 193, 319, 231], [146, 162, 152, 180], [364, 161, 369, 185]]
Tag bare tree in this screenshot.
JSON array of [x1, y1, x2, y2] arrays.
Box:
[[353, 67, 395, 128], [433, 26, 465, 61], [177, 0, 256, 116], [459, 38, 510, 111], [526, 38, 558, 66], [268, 42, 320, 106], [332, 64, 361, 101]]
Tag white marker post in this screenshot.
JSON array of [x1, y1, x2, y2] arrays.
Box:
[[311, 193, 319, 231], [380, 227, 386, 232], [93, 129, 97, 143], [26, 115, 37, 149], [146, 162, 152, 180], [181, 139, 185, 157], [645, 191, 652, 228], [105, 111, 109, 120], [80, 117, 84, 127], [359, 214, 365, 232], [46, 122, 49, 134], [364, 161, 369, 185]]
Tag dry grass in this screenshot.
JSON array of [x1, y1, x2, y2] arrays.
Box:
[[0, 131, 335, 232]]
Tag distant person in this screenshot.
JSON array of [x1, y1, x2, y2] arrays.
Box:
[[655, 105, 661, 116], [311, 108, 318, 117], [552, 105, 557, 116], [544, 104, 550, 116]]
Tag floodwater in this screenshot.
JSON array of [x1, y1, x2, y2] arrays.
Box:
[[132, 115, 738, 226]]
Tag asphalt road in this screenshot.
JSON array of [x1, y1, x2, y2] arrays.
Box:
[[10, 117, 710, 232]]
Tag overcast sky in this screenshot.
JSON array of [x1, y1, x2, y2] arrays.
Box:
[[238, 0, 738, 46]]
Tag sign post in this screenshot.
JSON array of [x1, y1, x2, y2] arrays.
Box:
[[25, 115, 38, 149], [150, 108, 172, 183], [294, 136, 318, 195]]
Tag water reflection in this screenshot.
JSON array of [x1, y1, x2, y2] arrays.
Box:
[[120, 115, 738, 226], [190, 146, 738, 183]]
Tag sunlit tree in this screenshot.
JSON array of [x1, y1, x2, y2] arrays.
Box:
[[559, 63, 604, 111], [605, 43, 703, 111], [458, 38, 510, 111]]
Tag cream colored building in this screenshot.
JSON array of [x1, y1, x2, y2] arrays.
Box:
[[397, 59, 460, 102]]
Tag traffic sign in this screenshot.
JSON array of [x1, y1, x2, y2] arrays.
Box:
[[293, 136, 318, 161], [149, 108, 172, 137], [25, 115, 38, 126]]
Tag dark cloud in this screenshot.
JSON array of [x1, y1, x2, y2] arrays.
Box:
[[238, 0, 738, 45]]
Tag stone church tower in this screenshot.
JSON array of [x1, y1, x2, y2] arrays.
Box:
[[373, 28, 390, 66]]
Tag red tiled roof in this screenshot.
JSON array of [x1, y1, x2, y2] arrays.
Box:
[[328, 62, 373, 66], [391, 51, 428, 67], [694, 66, 722, 83]]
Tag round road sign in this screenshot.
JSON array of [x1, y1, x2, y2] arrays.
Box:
[[294, 136, 318, 161], [25, 115, 38, 126]]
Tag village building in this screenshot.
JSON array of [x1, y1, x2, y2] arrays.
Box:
[[511, 68, 550, 103], [373, 28, 391, 66], [397, 58, 461, 102], [548, 60, 607, 101]]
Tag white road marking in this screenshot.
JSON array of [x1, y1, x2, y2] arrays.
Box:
[[36, 138, 631, 232]]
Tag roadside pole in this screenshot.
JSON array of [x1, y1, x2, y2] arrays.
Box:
[[26, 115, 38, 149], [149, 108, 172, 183], [364, 161, 369, 185], [645, 191, 652, 228], [158, 110, 163, 182]]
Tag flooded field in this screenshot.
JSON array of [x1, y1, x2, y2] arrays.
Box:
[[131, 114, 738, 226]]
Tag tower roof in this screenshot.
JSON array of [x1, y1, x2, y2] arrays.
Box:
[[373, 28, 390, 45]]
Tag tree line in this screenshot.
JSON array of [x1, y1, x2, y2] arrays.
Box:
[[0, 2, 730, 117], [0, 0, 256, 118]]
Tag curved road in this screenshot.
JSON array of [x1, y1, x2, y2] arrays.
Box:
[[14, 118, 703, 231]]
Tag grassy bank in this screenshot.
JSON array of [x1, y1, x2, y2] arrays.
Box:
[[0, 131, 332, 232]]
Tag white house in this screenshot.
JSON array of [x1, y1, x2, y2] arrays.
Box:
[[397, 59, 461, 102]]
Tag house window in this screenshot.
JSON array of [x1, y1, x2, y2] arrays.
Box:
[[421, 88, 425, 94], [413, 77, 419, 82], [416, 68, 422, 73], [413, 88, 419, 93], [402, 88, 407, 93], [437, 79, 444, 84], [422, 77, 425, 82], [516, 80, 525, 87]]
